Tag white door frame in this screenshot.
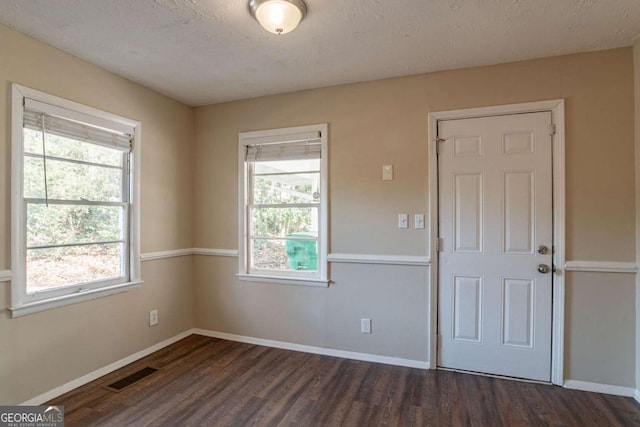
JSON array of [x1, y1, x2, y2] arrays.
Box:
[[427, 99, 565, 385]]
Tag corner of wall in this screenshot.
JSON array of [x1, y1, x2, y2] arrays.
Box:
[[188, 105, 198, 331], [633, 38, 640, 394]]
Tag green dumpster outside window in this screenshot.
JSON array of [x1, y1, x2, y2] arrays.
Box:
[[285, 233, 318, 271]]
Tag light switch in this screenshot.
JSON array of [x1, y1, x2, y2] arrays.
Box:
[[398, 213, 408, 229], [382, 165, 393, 181], [414, 214, 425, 229]]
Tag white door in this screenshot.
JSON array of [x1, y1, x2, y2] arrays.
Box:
[[437, 112, 553, 381]]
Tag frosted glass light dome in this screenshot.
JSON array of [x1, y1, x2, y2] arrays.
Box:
[[250, 0, 307, 35]]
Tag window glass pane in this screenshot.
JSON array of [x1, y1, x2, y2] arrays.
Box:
[[254, 158, 319, 175], [24, 156, 45, 199], [251, 239, 318, 272], [26, 242, 122, 292], [24, 156, 123, 202], [251, 207, 318, 238], [254, 172, 320, 204], [24, 129, 122, 167], [27, 204, 123, 248], [23, 129, 43, 155]]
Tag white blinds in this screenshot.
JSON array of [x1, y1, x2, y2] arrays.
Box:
[[244, 130, 321, 162], [23, 99, 132, 152], [246, 139, 321, 162]]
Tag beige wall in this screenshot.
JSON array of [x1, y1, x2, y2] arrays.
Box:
[[194, 48, 636, 386], [0, 24, 195, 404], [565, 272, 636, 387]]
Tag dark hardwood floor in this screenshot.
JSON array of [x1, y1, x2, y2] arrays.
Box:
[[49, 334, 640, 426]]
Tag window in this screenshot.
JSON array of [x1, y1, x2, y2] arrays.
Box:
[[238, 124, 328, 286], [10, 84, 141, 317]]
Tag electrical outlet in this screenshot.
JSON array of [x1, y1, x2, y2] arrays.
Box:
[[361, 318, 372, 334], [149, 309, 158, 327]]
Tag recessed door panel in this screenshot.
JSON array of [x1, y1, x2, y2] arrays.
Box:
[[453, 276, 482, 342], [502, 278, 534, 348], [454, 136, 482, 157], [454, 174, 483, 253], [504, 171, 534, 254], [503, 132, 534, 155]]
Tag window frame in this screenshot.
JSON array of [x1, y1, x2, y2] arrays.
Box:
[[238, 123, 329, 287], [10, 84, 142, 317]]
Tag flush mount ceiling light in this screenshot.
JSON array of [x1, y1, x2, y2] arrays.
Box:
[[249, 0, 307, 35]]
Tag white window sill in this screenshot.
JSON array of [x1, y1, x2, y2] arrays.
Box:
[[9, 280, 143, 318], [236, 273, 329, 288]]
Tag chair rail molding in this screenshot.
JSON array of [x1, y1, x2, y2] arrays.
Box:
[[140, 248, 194, 261], [564, 260, 638, 274], [192, 248, 239, 257], [141, 249, 431, 266], [140, 248, 239, 261], [327, 253, 430, 266], [0, 270, 11, 282]]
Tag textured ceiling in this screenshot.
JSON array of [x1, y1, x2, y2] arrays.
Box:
[[0, 0, 639, 106]]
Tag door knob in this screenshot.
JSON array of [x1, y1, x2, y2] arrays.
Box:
[[537, 264, 550, 274], [537, 245, 549, 254]]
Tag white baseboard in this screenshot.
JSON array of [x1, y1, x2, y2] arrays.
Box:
[[21, 329, 194, 405], [193, 328, 430, 370], [635, 389, 640, 404], [563, 380, 636, 398]]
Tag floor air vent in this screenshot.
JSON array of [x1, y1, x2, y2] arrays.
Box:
[[104, 367, 159, 392]]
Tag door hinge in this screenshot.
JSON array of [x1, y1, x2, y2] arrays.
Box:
[[435, 137, 445, 154], [436, 237, 443, 252], [549, 124, 556, 136]]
